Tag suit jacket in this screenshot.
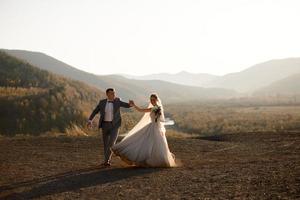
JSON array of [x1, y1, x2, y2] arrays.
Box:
[[89, 97, 131, 129]]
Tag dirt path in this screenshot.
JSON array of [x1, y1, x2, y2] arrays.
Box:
[[0, 132, 299, 199]]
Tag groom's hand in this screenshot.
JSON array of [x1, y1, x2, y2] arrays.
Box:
[[129, 100, 134, 107]]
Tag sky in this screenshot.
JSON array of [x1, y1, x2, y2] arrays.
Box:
[[1, 0, 300, 76]]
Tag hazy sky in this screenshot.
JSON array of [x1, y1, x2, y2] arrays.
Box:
[[1, 0, 300, 76]]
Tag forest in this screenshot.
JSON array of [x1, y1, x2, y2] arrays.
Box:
[[0, 51, 105, 135]]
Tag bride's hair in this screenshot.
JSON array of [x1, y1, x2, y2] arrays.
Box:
[[150, 93, 159, 101]]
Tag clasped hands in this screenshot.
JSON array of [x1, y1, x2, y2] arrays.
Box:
[[129, 100, 135, 107]]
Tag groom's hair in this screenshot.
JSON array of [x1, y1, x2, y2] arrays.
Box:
[[106, 88, 115, 94]]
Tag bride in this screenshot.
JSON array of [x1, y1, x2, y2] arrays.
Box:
[[111, 93, 177, 167]]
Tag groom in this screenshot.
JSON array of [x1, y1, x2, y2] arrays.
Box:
[[87, 88, 133, 167]]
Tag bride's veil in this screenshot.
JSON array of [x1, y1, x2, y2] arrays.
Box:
[[154, 95, 165, 123], [122, 102, 152, 140], [122, 93, 165, 140]]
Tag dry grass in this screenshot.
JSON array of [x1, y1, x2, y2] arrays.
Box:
[[65, 124, 88, 137], [166, 104, 300, 135], [165, 130, 196, 138]]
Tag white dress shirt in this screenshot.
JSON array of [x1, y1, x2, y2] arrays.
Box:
[[104, 101, 114, 121]]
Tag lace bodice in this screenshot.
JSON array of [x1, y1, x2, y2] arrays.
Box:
[[150, 110, 157, 122]]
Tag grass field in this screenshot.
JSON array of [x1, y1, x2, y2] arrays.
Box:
[[166, 104, 300, 135]]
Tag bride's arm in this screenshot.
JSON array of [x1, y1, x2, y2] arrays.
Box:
[[133, 104, 151, 112]]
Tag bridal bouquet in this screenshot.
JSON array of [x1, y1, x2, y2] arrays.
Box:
[[152, 106, 161, 122]]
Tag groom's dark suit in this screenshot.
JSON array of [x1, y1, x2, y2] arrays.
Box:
[[89, 97, 131, 163]]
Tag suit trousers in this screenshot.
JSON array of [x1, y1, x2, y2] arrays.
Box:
[[101, 122, 120, 163]]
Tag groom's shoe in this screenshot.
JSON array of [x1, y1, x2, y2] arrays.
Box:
[[100, 161, 111, 167]]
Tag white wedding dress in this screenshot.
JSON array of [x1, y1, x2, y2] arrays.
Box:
[[111, 105, 177, 167]]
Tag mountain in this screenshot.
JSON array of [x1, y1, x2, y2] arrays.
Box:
[[96, 75, 237, 102], [0, 51, 105, 136], [2, 49, 237, 103], [204, 58, 300, 93], [254, 73, 300, 96], [121, 71, 218, 87]]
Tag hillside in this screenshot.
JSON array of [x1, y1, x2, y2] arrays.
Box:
[[204, 58, 300, 93], [2, 49, 237, 103], [0, 51, 105, 136], [254, 73, 300, 96]]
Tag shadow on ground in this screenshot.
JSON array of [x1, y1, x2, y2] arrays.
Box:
[[2, 166, 161, 199]]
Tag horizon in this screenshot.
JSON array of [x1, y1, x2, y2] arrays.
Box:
[[4, 48, 300, 78], [1, 0, 300, 76]]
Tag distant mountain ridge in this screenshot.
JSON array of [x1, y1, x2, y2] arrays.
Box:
[[2, 49, 237, 103], [122, 58, 300, 94], [3, 49, 299, 100], [121, 71, 218, 87], [254, 73, 300, 96], [203, 58, 300, 92]]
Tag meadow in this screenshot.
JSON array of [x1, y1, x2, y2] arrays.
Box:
[[165, 102, 300, 136]]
